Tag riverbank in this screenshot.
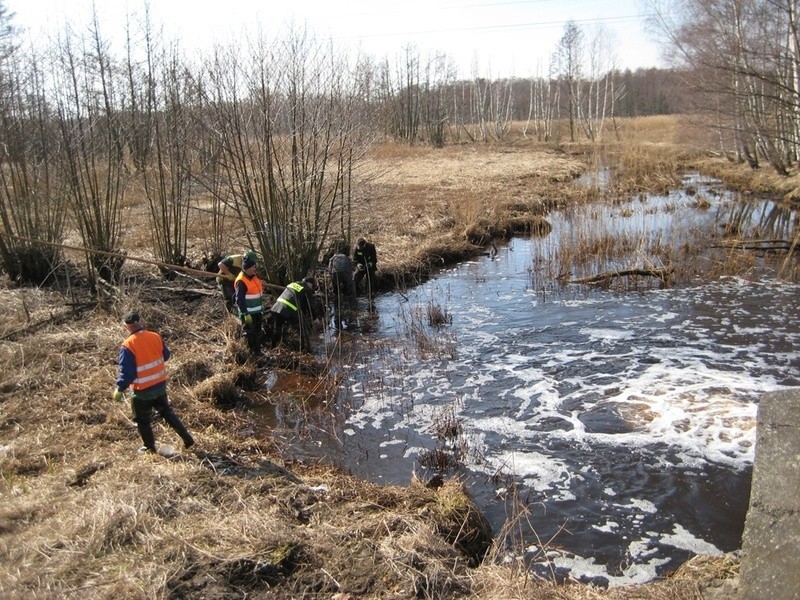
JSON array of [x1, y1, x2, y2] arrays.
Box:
[[357, 119, 800, 291], [2, 116, 791, 598]]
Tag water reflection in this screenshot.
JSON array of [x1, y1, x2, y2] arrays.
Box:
[[716, 196, 797, 240]]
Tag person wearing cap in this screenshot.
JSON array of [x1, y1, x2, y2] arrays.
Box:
[[327, 241, 356, 330], [268, 276, 322, 352], [217, 250, 257, 313], [353, 237, 378, 296], [113, 311, 194, 454], [234, 253, 265, 356]]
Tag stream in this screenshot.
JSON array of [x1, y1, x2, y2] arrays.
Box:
[[267, 174, 800, 585]]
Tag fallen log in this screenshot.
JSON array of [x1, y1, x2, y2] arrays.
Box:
[[568, 267, 674, 285], [712, 239, 793, 252], [0, 232, 287, 292]]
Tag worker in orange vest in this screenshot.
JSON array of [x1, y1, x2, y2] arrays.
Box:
[[113, 311, 194, 454], [234, 253, 265, 356], [217, 250, 257, 313]]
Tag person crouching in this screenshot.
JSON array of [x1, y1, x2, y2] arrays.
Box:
[[269, 276, 320, 352]]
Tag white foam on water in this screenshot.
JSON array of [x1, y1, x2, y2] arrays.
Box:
[[380, 439, 405, 447], [579, 327, 636, 343], [551, 548, 670, 586], [334, 193, 800, 585], [615, 498, 658, 514], [464, 371, 498, 389], [403, 445, 425, 459], [594, 520, 620, 533], [660, 524, 722, 556], [473, 448, 572, 494]]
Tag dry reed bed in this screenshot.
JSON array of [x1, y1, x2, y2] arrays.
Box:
[[353, 142, 585, 282]]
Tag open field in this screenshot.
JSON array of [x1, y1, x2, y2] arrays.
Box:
[[2, 116, 796, 598]]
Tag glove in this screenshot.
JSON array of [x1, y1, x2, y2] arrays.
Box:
[[113, 389, 125, 403], [242, 314, 253, 325]]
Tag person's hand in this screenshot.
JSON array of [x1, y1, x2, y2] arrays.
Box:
[[242, 314, 253, 325], [113, 389, 125, 403]]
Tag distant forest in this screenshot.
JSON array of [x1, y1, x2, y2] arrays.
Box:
[[506, 67, 687, 121]]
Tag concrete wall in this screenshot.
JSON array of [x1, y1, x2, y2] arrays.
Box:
[[739, 389, 800, 600]]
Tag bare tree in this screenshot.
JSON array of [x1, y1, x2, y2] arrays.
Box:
[[522, 61, 556, 141], [421, 52, 455, 147], [648, 0, 797, 174], [0, 39, 66, 283], [578, 24, 620, 141], [0, 0, 14, 61], [51, 13, 128, 287], [202, 28, 371, 284], [127, 11, 194, 270], [452, 72, 514, 143], [555, 21, 584, 142], [376, 45, 422, 143]]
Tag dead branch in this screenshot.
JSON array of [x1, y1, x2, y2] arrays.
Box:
[[712, 239, 793, 252], [568, 267, 674, 285]]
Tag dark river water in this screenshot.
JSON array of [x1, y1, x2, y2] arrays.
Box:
[[267, 175, 800, 585]]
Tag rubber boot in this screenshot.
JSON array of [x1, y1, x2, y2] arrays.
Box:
[[135, 413, 157, 452], [161, 407, 194, 449]]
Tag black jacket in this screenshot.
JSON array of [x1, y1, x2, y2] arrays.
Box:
[[354, 242, 377, 270], [270, 281, 320, 321]]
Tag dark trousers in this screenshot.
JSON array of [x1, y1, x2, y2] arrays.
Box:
[[242, 312, 264, 355], [132, 393, 194, 451], [354, 267, 376, 295], [331, 271, 356, 328], [269, 311, 310, 352], [220, 281, 236, 313]]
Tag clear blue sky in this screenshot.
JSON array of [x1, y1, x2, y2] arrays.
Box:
[[6, 0, 666, 78]]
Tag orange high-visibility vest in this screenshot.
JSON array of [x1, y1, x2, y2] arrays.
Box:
[[122, 330, 168, 391], [234, 272, 264, 314]]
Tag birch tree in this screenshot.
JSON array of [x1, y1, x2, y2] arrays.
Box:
[[647, 0, 797, 174]]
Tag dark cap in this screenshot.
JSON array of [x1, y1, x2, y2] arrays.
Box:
[[243, 256, 256, 269], [123, 311, 140, 324]]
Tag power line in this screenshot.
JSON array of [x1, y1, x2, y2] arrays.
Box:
[[334, 13, 659, 43]]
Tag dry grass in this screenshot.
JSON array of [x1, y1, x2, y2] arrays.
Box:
[[354, 141, 584, 283], [3, 114, 787, 598]]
